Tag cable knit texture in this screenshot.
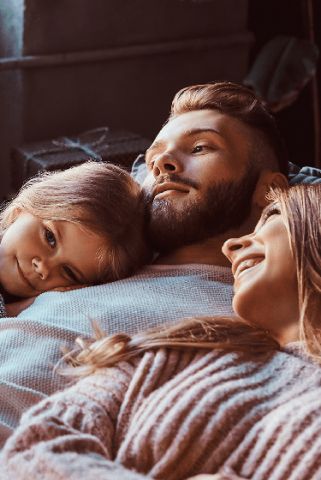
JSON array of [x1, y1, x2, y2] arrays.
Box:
[[0, 264, 233, 446], [1, 344, 321, 479]]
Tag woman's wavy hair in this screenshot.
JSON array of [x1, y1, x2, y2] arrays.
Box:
[[1, 162, 150, 282], [62, 183, 321, 375], [272, 184, 321, 360]]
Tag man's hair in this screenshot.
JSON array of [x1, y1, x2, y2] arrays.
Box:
[[169, 82, 288, 176], [1, 162, 150, 282]]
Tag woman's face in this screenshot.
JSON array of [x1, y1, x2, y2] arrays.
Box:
[[222, 204, 299, 341]]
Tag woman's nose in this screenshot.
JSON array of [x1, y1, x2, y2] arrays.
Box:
[[222, 235, 252, 263], [32, 257, 49, 280]]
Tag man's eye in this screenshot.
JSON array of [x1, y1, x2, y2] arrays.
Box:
[[63, 265, 78, 283], [192, 145, 208, 153], [44, 228, 56, 248]]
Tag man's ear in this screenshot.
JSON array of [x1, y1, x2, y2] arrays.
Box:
[[252, 171, 288, 208]]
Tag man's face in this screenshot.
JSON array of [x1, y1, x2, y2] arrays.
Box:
[[142, 109, 260, 252]]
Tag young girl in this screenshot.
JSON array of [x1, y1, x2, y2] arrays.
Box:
[[0, 161, 149, 315], [2, 184, 321, 480]]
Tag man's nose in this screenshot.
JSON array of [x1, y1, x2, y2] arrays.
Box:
[[152, 151, 182, 177], [222, 235, 252, 263], [32, 257, 50, 280]]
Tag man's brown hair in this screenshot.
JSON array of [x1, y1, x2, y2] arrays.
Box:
[[170, 82, 288, 176]]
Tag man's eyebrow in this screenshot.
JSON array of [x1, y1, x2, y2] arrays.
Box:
[[146, 140, 165, 155], [146, 128, 223, 156], [185, 127, 223, 137]]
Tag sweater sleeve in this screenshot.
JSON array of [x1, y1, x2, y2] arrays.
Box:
[[0, 363, 150, 480]]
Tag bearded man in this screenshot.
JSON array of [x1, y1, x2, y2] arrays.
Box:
[[0, 82, 289, 445], [143, 82, 288, 263]]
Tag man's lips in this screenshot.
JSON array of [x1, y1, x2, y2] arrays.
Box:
[[152, 182, 189, 199], [232, 255, 264, 279]]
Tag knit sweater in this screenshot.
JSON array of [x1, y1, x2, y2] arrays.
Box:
[[1, 344, 321, 480], [0, 264, 233, 445]]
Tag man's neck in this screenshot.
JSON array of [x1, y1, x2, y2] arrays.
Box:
[[155, 236, 230, 266], [155, 216, 258, 267]]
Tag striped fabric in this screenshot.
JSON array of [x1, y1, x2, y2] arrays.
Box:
[[2, 344, 321, 479]]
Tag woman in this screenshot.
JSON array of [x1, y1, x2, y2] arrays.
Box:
[[1, 185, 321, 480]]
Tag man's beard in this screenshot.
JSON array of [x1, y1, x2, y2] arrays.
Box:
[[145, 165, 260, 253]]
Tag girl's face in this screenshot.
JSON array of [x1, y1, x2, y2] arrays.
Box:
[[0, 211, 109, 298], [222, 204, 299, 341]]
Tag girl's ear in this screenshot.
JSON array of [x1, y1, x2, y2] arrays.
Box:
[[252, 171, 288, 209]]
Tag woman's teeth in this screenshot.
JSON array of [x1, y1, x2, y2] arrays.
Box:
[[235, 258, 263, 278]]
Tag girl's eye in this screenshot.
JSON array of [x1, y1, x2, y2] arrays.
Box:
[[63, 265, 79, 284], [44, 228, 56, 248]]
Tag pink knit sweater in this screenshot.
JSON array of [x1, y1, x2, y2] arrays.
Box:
[[1, 345, 321, 480]]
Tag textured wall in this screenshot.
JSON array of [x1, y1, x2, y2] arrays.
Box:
[[0, 0, 24, 198], [1, 0, 251, 197]]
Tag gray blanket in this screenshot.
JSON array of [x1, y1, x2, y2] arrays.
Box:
[[0, 263, 233, 446]]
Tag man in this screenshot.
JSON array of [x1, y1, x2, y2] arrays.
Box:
[[0, 82, 288, 445], [142, 82, 288, 266]]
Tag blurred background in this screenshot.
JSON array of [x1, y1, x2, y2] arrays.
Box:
[[0, 0, 320, 198]]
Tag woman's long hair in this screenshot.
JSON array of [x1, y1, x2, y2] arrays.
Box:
[[273, 184, 321, 360], [63, 184, 321, 375]]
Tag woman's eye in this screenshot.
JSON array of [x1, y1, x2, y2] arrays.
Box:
[[44, 228, 56, 248], [261, 207, 281, 225], [63, 266, 78, 283]]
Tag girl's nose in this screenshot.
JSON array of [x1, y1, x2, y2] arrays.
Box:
[[222, 235, 252, 263], [32, 257, 49, 280]]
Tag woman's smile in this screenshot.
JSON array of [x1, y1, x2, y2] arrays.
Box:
[[222, 205, 299, 340], [233, 256, 265, 281]]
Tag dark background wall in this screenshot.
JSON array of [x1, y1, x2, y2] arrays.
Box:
[[248, 0, 321, 170], [0, 0, 252, 198], [0, 0, 320, 198]]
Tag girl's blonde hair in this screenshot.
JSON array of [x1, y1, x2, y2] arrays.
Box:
[[64, 183, 321, 375], [2, 162, 150, 282]]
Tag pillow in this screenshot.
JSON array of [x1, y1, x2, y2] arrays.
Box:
[[131, 155, 321, 186], [288, 162, 321, 185], [131, 153, 148, 184]]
